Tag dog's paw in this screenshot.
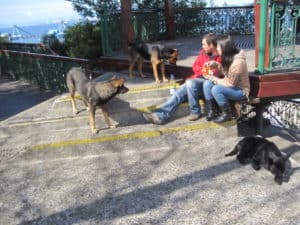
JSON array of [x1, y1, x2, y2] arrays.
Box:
[[140, 73, 147, 78], [155, 80, 161, 84], [91, 128, 98, 134], [109, 124, 118, 128], [163, 78, 169, 82]]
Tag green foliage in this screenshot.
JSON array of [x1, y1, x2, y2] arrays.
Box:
[[132, 0, 164, 9], [41, 34, 67, 55], [0, 35, 9, 43], [40, 22, 102, 65], [189, 0, 206, 8], [64, 22, 102, 61], [66, 0, 120, 18], [67, 0, 207, 17], [172, 0, 206, 8]]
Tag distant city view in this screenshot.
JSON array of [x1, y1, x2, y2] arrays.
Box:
[[0, 20, 79, 44]]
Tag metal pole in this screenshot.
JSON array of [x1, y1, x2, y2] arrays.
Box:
[[269, 2, 275, 70], [257, 0, 268, 74]]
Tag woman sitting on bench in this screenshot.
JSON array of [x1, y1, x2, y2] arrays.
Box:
[[203, 35, 250, 123]]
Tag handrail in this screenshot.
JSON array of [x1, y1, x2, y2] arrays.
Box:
[[0, 49, 88, 63]]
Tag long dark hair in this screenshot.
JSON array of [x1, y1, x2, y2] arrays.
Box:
[[218, 35, 240, 72]]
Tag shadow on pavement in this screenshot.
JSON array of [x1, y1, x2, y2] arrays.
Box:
[[0, 77, 56, 121], [18, 160, 240, 225]]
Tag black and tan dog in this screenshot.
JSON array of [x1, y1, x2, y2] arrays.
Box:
[[128, 42, 178, 83], [66, 67, 129, 134], [225, 136, 291, 184]]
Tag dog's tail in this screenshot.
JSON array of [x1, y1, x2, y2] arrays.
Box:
[[225, 145, 240, 157]]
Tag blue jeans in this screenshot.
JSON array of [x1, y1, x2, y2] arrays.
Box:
[[203, 80, 246, 106], [154, 78, 205, 123]]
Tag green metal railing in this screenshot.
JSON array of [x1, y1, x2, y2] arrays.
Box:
[[269, 0, 300, 71], [0, 43, 57, 54], [174, 6, 254, 37], [0, 50, 87, 92], [101, 6, 254, 56], [256, 0, 300, 73], [132, 10, 164, 41]]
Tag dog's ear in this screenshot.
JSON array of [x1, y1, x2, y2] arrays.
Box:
[[111, 78, 125, 87], [119, 78, 125, 85]]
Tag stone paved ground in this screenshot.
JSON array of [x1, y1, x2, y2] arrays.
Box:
[[0, 36, 300, 225]]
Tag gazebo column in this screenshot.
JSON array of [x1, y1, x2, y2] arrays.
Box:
[[254, 0, 270, 74], [165, 0, 175, 39], [121, 0, 134, 50]]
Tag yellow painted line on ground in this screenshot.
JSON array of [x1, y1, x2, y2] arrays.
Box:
[[3, 100, 205, 127], [31, 120, 235, 151], [57, 83, 181, 102], [1, 115, 87, 127], [128, 83, 181, 93]]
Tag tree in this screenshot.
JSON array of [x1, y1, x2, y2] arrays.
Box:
[[41, 34, 67, 55], [64, 22, 102, 63], [209, 0, 216, 7], [66, 0, 120, 18], [67, 0, 207, 18], [0, 35, 9, 43]]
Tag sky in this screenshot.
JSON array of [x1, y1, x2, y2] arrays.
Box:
[[0, 0, 81, 28], [0, 0, 254, 28]]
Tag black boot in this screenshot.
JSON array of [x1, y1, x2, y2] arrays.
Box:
[[205, 100, 218, 121], [214, 104, 232, 123]]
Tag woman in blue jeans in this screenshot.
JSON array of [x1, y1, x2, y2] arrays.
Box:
[[203, 35, 250, 123], [143, 33, 221, 124]]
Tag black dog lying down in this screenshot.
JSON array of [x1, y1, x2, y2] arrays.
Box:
[[225, 136, 291, 184]]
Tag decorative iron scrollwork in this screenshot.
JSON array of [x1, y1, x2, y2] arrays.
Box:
[[270, 2, 300, 69]]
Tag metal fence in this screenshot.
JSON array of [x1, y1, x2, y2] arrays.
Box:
[[0, 43, 57, 54], [174, 6, 254, 37], [240, 100, 300, 129], [0, 50, 88, 93], [269, 1, 300, 71], [265, 100, 300, 129], [101, 6, 254, 55]]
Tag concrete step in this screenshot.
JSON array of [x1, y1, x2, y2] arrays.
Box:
[[0, 94, 208, 152], [0, 70, 232, 162], [1, 70, 203, 128]]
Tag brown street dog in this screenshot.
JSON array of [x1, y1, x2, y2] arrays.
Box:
[[128, 42, 178, 83], [66, 67, 129, 134]]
